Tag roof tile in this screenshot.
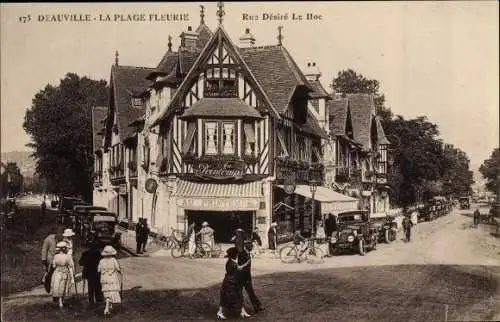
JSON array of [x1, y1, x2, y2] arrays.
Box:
[[180, 98, 262, 119], [92, 106, 107, 151]]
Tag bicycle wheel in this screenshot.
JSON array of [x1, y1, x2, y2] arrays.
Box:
[[165, 238, 176, 250], [280, 246, 298, 264], [171, 244, 185, 258], [199, 242, 212, 259], [305, 247, 325, 264]]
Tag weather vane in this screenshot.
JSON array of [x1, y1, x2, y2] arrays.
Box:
[[167, 35, 172, 52], [115, 50, 119, 66], [217, 1, 225, 25], [200, 5, 205, 24], [277, 26, 284, 46]]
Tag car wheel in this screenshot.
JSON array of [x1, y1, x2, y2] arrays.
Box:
[[358, 239, 365, 256]]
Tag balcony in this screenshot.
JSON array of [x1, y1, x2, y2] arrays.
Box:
[[275, 157, 324, 185], [335, 167, 350, 183]]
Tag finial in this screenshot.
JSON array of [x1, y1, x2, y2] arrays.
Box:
[[115, 50, 119, 66], [217, 1, 225, 25], [277, 26, 284, 46], [167, 35, 172, 52], [200, 5, 205, 24]]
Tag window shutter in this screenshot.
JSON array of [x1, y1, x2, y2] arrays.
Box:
[[182, 122, 197, 155], [243, 123, 256, 143], [277, 129, 289, 157]]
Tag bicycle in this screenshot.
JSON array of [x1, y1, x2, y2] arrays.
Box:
[[279, 238, 325, 264], [153, 227, 184, 250], [171, 238, 212, 259]]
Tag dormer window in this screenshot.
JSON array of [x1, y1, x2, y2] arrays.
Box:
[[132, 97, 143, 108]]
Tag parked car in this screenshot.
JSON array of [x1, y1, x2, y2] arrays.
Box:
[[370, 213, 398, 243], [81, 210, 121, 249], [57, 197, 87, 225], [330, 210, 378, 256], [459, 197, 471, 210], [418, 203, 436, 222], [73, 205, 107, 236]]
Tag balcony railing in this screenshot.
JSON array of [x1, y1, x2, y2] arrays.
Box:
[[275, 157, 324, 185]]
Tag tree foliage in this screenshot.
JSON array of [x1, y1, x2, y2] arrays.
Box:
[[331, 69, 475, 206], [0, 162, 23, 197], [479, 148, 500, 194], [23, 73, 108, 200]]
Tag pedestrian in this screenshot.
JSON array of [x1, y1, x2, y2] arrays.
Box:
[[98, 245, 122, 316], [135, 218, 146, 254], [267, 222, 278, 254], [50, 241, 75, 309], [185, 222, 196, 258], [140, 218, 150, 253], [62, 228, 75, 256], [251, 228, 263, 255], [41, 226, 65, 272], [198, 221, 215, 249], [316, 220, 326, 243], [233, 229, 263, 314], [473, 208, 480, 227], [402, 214, 414, 242], [79, 242, 103, 306], [216, 247, 251, 320], [41, 199, 46, 223]]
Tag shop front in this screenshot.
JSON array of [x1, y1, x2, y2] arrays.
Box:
[[173, 180, 265, 243]]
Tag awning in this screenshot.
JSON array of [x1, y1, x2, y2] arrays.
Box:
[[174, 180, 263, 211], [277, 184, 358, 213]]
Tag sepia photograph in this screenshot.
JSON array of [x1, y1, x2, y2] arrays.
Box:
[[1, 1, 499, 321]]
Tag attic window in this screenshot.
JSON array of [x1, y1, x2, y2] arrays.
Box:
[[204, 67, 238, 98], [132, 97, 143, 107]]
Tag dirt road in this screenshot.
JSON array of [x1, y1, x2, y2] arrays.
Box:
[[3, 208, 499, 321]]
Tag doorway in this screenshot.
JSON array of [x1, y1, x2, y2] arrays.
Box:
[[186, 210, 254, 243]]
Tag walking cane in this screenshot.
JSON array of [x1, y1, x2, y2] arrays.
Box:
[[73, 272, 79, 300], [119, 271, 123, 300]]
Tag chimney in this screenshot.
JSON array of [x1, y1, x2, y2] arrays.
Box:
[[180, 26, 199, 50], [239, 28, 255, 48], [304, 62, 321, 81]]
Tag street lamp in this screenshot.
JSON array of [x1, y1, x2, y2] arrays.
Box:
[[309, 179, 318, 242]]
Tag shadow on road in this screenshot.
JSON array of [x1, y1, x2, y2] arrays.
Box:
[[3, 264, 499, 322]]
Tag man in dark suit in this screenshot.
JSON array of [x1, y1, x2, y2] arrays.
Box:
[[235, 229, 264, 313], [79, 242, 103, 306]]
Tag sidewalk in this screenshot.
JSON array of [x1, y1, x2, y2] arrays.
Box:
[[116, 226, 163, 257]]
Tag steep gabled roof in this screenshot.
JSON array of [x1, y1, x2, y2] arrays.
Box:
[[151, 26, 280, 127], [92, 106, 107, 152], [147, 51, 178, 80], [110, 65, 154, 141], [196, 23, 213, 49], [375, 116, 391, 145], [336, 93, 376, 150], [328, 97, 349, 136], [308, 80, 329, 99], [180, 98, 262, 120], [239, 45, 313, 114]]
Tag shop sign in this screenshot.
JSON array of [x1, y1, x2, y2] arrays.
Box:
[[192, 160, 246, 180], [176, 197, 260, 210]]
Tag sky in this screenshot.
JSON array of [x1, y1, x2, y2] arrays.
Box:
[[1, 2, 498, 165]]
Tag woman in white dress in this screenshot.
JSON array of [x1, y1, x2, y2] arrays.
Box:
[[50, 241, 75, 309], [98, 245, 122, 316], [62, 228, 75, 256]]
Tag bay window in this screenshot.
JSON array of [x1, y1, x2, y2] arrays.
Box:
[[243, 122, 256, 155]]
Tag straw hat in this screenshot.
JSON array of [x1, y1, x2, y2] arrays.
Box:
[[56, 241, 68, 249], [62, 228, 75, 237], [101, 245, 117, 257], [271, 222, 278, 227], [202, 221, 209, 227]]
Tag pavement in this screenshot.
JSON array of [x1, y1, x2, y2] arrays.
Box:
[[3, 204, 499, 321]]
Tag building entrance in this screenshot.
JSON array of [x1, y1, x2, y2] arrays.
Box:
[[186, 210, 254, 243]]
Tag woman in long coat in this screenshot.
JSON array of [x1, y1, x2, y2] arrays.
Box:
[[50, 241, 75, 309], [267, 222, 278, 252], [98, 245, 122, 316], [217, 247, 251, 320]]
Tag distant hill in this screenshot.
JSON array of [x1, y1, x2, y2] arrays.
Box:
[[1, 151, 36, 177]]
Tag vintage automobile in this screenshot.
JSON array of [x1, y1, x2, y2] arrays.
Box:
[[459, 196, 471, 210], [330, 210, 378, 256], [370, 213, 398, 243], [81, 210, 121, 249], [57, 197, 87, 225], [418, 203, 436, 222], [73, 205, 107, 236]]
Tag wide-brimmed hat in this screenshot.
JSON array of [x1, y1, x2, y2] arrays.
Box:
[[202, 221, 209, 226], [56, 241, 68, 249], [62, 228, 75, 237], [101, 245, 117, 256]]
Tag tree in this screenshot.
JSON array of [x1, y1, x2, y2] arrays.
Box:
[[0, 162, 23, 197], [441, 145, 474, 197], [23, 73, 108, 200], [479, 148, 500, 194]]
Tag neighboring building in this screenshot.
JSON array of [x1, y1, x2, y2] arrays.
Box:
[[321, 93, 391, 213], [92, 106, 108, 207]]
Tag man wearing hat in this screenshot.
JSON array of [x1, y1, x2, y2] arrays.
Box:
[[267, 222, 278, 253], [41, 226, 64, 272], [79, 242, 103, 306], [198, 221, 215, 250]]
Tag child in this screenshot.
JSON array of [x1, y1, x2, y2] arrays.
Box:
[[98, 245, 122, 316]]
